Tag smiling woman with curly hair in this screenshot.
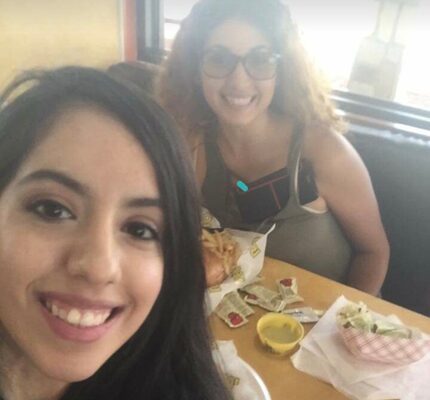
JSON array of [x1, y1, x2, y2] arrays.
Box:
[[157, 0, 389, 295]]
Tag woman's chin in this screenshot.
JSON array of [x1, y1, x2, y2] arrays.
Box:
[[219, 114, 257, 128], [217, 108, 268, 129], [38, 358, 103, 384]]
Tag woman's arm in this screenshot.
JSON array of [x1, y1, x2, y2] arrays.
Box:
[[304, 128, 389, 295]]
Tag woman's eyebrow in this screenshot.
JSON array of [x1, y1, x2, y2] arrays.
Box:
[[124, 197, 161, 209], [204, 44, 271, 54], [17, 169, 88, 196], [204, 44, 228, 52], [18, 169, 161, 208]]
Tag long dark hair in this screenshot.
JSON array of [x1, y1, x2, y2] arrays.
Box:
[[0, 66, 231, 400], [157, 0, 344, 143]]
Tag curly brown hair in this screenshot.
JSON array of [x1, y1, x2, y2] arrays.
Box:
[[157, 0, 345, 143]]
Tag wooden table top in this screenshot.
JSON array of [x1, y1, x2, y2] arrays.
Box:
[[210, 257, 430, 400]]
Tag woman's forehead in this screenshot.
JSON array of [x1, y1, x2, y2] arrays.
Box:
[[204, 19, 271, 53], [12, 107, 159, 200]]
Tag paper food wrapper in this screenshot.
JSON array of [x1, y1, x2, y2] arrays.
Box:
[[338, 315, 430, 365], [203, 208, 275, 314], [212, 341, 270, 400], [291, 296, 430, 400]]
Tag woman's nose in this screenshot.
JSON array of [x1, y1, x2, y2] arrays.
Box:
[[66, 223, 121, 285], [227, 60, 253, 87]]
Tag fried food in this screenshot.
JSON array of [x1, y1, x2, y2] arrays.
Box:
[[202, 229, 241, 287], [203, 249, 227, 287]]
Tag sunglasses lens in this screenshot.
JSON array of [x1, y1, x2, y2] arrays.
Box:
[[202, 48, 280, 79], [245, 49, 279, 80], [202, 49, 237, 78]]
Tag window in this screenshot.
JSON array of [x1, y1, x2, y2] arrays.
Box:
[[158, 0, 430, 122], [287, 0, 430, 111], [163, 0, 196, 50]]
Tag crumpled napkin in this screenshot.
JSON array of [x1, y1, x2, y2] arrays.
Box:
[[291, 296, 430, 400], [203, 208, 275, 313], [212, 340, 271, 400]]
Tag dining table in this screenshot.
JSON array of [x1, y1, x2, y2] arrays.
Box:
[[210, 257, 430, 400]]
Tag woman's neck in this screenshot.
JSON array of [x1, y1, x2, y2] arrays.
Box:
[[0, 338, 67, 400], [216, 112, 294, 181], [218, 113, 292, 156], [218, 112, 290, 155], [219, 112, 269, 148]]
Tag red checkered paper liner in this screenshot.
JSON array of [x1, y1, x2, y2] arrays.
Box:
[[339, 326, 430, 365]]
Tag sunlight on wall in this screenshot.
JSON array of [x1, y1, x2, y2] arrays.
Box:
[[0, 0, 122, 89]]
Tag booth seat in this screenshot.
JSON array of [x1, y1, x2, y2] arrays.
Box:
[[347, 126, 430, 316]]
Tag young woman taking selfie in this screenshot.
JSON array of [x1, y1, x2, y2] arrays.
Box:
[[0, 67, 231, 400]]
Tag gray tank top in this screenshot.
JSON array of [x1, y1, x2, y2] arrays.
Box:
[[202, 130, 352, 282]]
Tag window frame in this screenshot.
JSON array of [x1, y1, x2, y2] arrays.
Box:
[[136, 0, 430, 137], [136, 0, 167, 63]]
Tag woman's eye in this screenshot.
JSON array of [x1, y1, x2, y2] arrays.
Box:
[[249, 52, 271, 66], [206, 50, 234, 66], [123, 222, 159, 241], [208, 53, 226, 66], [28, 199, 75, 221]]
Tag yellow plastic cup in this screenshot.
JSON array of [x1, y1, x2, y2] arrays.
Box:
[[257, 312, 304, 355]]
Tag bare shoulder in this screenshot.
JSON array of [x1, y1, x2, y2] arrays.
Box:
[[301, 125, 369, 190], [302, 125, 359, 168]]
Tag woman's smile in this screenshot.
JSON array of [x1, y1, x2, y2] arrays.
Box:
[[36, 291, 125, 342], [222, 94, 257, 107]]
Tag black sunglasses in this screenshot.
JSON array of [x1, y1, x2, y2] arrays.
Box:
[[201, 46, 281, 80]]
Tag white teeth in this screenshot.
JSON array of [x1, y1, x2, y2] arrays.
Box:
[[225, 96, 253, 106], [45, 301, 111, 327], [96, 313, 108, 325], [80, 311, 96, 327], [80, 311, 110, 327], [67, 309, 81, 325], [52, 304, 59, 316]]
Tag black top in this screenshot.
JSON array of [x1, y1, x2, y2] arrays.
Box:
[[204, 133, 318, 223], [231, 160, 318, 222]]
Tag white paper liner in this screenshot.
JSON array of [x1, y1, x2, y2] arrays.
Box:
[[203, 209, 275, 314], [291, 295, 430, 400], [212, 340, 271, 400]]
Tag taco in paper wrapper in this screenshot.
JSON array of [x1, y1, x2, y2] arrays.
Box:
[[336, 301, 430, 364]]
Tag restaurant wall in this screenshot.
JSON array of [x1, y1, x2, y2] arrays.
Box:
[[0, 0, 123, 89]]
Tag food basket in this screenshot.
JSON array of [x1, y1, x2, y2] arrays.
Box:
[[337, 302, 430, 364]]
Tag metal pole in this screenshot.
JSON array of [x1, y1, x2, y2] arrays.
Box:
[[136, 0, 165, 62]]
